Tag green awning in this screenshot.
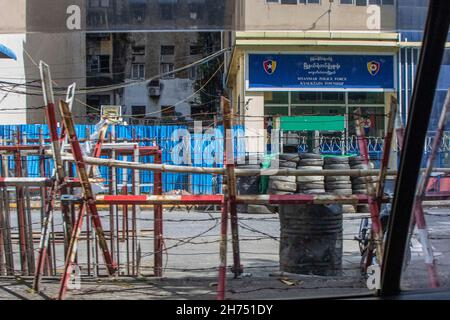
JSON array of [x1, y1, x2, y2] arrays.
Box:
[[280, 116, 345, 131]]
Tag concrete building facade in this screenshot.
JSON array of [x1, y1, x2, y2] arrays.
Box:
[[224, 0, 415, 157], [85, 31, 222, 124], [0, 0, 86, 124]]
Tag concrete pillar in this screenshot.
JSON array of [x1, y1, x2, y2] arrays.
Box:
[[244, 92, 265, 157]]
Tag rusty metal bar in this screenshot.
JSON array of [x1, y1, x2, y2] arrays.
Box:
[[222, 97, 242, 278], [34, 80, 76, 292], [122, 162, 130, 275], [354, 108, 385, 268], [412, 89, 450, 288], [0, 178, 51, 187], [14, 139, 28, 275], [58, 204, 86, 300], [39, 62, 73, 248], [39, 130, 53, 277], [22, 132, 36, 275], [57, 100, 117, 300], [154, 150, 163, 277], [0, 155, 13, 275], [0, 187, 5, 275], [217, 181, 228, 301], [375, 97, 398, 205], [90, 194, 389, 206]]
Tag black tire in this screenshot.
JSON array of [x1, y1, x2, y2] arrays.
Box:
[[270, 175, 296, 183], [298, 159, 324, 167], [271, 160, 298, 169], [326, 184, 353, 191], [297, 182, 325, 189], [236, 164, 261, 169], [298, 189, 326, 194], [352, 183, 375, 190], [351, 177, 375, 184], [279, 153, 300, 162], [349, 156, 366, 162], [324, 176, 351, 182], [296, 176, 325, 183], [270, 190, 294, 195], [331, 189, 353, 195], [279, 160, 298, 169], [298, 153, 322, 160], [268, 180, 297, 192], [297, 165, 323, 171], [324, 164, 350, 170], [324, 157, 350, 165], [325, 179, 351, 185], [350, 164, 370, 170]]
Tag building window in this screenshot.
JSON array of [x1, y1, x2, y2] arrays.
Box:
[[190, 46, 203, 55], [264, 92, 289, 104], [160, 63, 175, 79], [161, 106, 176, 117], [160, 3, 175, 20], [348, 92, 385, 105], [87, 55, 110, 73], [131, 64, 145, 80], [291, 92, 345, 105], [342, 0, 395, 5], [266, 0, 321, 4], [188, 2, 204, 20], [189, 67, 197, 80], [132, 106, 146, 118], [264, 92, 289, 116], [132, 45, 145, 55], [161, 45, 175, 56]]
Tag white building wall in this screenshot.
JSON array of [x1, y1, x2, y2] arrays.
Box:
[[0, 32, 86, 124], [0, 34, 27, 124], [123, 78, 196, 120]]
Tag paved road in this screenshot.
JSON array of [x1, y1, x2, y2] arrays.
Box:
[[0, 206, 449, 300]]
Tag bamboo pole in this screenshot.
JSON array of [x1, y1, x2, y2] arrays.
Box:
[[222, 97, 242, 278], [0, 156, 14, 275], [47, 150, 450, 177]]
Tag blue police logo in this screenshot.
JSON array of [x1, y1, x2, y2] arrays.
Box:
[[367, 61, 381, 76], [263, 59, 277, 75]]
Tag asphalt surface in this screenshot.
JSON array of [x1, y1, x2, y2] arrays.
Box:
[[0, 206, 449, 300]]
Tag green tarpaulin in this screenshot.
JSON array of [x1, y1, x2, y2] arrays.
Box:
[[280, 116, 345, 132]]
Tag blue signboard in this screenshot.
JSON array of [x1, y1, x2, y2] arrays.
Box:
[[248, 53, 395, 91]]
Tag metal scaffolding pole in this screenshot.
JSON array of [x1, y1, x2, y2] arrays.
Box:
[[57, 100, 117, 300], [222, 97, 242, 277]]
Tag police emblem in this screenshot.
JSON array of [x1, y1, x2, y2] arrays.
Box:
[[263, 60, 277, 75], [367, 61, 381, 76]]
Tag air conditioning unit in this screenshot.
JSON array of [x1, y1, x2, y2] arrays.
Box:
[[149, 87, 160, 97], [148, 80, 161, 97]]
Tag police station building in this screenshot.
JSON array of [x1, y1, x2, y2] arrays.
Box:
[[225, 1, 403, 156]]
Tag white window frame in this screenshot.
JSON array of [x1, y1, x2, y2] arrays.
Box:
[[131, 63, 145, 80], [265, 0, 321, 4]]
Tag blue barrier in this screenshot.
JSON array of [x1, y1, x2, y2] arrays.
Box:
[[1, 124, 447, 194]]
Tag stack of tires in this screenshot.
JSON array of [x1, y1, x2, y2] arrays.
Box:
[[296, 153, 325, 194], [236, 162, 261, 214], [324, 156, 355, 214], [349, 156, 376, 214], [268, 153, 299, 195]]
